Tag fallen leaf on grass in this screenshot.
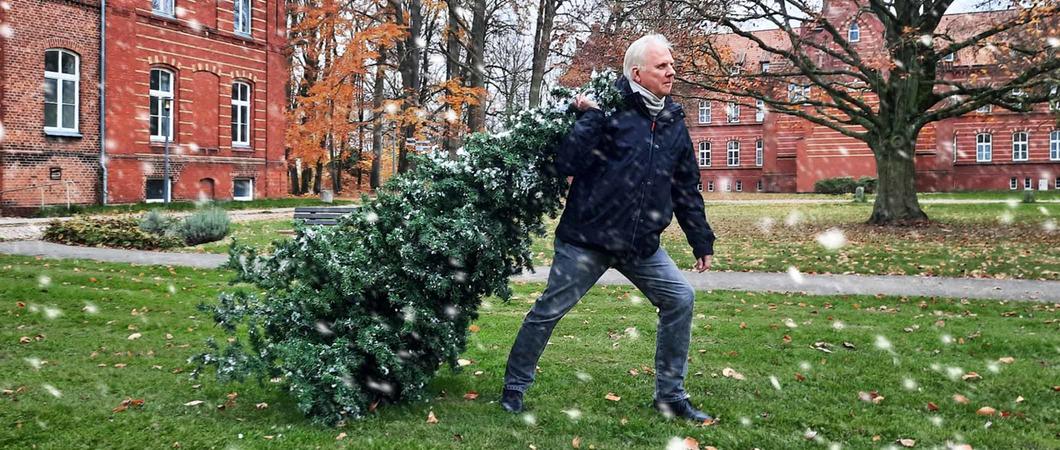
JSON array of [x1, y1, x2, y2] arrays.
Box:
[[463, 391, 478, 400], [605, 392, 621, 401], [629, 368, 640, 377], [961, 372, 982, 381], [953, 394, 970, 404], [897, 438, 916, 447], [681, 436, 699, 449], [812, 342, 833, 353], [112, 398, 145, 413], [1015, 396, 1024, 403], [794, 373, 806, 382], [18, 336, 31, 344], [127, 333, 142, 340], [927, 402, 939, 411], [255, 402, 268, 409], [572, 436, 581, 448], [335, 432, 347, 440], [858, 391, 884, 404], [722, 367, 745, 381], [113, 363, 127, 369], [468, 325, 480, 333], [976, 406, 996, 416], [184, 400, 204, 407], [997, 356, 1015, 364], [457, 359, 472, 367], [426, 410, 439, 424]]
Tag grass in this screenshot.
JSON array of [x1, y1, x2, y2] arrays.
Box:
[[34, 197, 360, 218], [1, 254, 1057, 449]]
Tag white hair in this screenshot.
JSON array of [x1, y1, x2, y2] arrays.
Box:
[[623, 34, 672, 79]]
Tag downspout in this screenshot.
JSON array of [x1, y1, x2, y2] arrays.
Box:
[[99, 0, 108, 204]]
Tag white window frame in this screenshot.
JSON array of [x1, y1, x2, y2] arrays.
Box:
[[724, 181, 731, 192], [756, 179, 763, 191], [1024, 177, 1032, 190], [233, 178, 254, 201], [149, 68, 175, 142], [848, 22, 861, 42], [707, 180, 715, 192], [1009, 177, 1018, 190], [976, 104, 991, 114], [43, 49, 79, 134], [736, 180, 743, 192], [232, 81, 251, 147], [234, 0, 252, 36], [152, 0, 174, 16], [942, 52, 955, 62], [696, 182, 703, 192], [1050, 86, 1059, 111], [145, 178, 171, 203], [976, 133, 992, 162], [755, 139, 764, 167], [698, 101, 711, 124], [727, 140, 740, 167], [698, 141, 711, 167], [788, 83, 810, 103], [1050, 130, 1059, 161], [760, 62, 770, 73], [1012, 131, 1028, 161], [952, 132, 959, 163], [726, 102, 740, 123], [755, 99, 765, 122]]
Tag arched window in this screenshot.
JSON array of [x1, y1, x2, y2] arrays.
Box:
[[727, 140, 740, 167], [698, 141, 711, 167], [149, 68, 175, 141], [44, 49, 79, 133], [848, 22, 861, 42], [231, 81, 252, 147]]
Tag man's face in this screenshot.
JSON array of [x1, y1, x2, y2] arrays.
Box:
[[631, 43, 675, 98]]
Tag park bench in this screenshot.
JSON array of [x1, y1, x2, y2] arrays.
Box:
[[293, 206, 359, 226]]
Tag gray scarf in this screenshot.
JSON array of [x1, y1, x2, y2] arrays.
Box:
[[629, 79, 665, 117]]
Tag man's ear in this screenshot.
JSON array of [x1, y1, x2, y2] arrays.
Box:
[[630, 66, 640, 83]]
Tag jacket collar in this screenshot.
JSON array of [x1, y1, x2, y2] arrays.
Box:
[[615, 76, 685, 123]]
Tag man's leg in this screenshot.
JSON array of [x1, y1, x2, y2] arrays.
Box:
[[502, 239, 611, 394], [615, 247, 696, 403]]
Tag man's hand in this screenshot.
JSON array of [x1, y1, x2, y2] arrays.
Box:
[[572, 93, 599, 112], [694, 255, 712, 273]]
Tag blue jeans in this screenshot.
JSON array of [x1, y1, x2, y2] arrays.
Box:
[[503, 238, 696, 402]]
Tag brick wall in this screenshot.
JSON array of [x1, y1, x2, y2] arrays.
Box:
[[0, 0, 101, 212]]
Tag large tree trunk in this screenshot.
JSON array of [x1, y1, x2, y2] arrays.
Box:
[[395, 0, 423, 173], [465, 0, 487, 132], [370, 48, 387, 189], [528, 0, 558, 108], [313, 160, 324, 193], [444, 0, 463, 158], [869, 138, 928, 225]]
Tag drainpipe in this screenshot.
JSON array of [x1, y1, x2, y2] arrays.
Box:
[[99, 0, 108, 205]]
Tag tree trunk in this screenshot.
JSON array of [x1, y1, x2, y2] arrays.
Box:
[[528, 0, 558, 108], [465, 0, 487, 132], [869, 139, 929, 225], [395, 0, 423, 173], [301, 166, 312, 194], [289, 166, 300, 194], [370, 47, 387, 189], [313, 161, 323, 193], [444, 0, 463, 159]]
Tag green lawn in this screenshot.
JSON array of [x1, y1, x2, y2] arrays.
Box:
[[35, 197, 361, 218], [1, 255, 1057, 449]]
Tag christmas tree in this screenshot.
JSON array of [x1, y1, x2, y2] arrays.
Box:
[[192, 72, 623, 425]]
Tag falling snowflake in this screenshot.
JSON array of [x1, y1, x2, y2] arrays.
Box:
[[944, 366, 964, 381], [38, 275, 51, 289], [43, 307, 62, 320], [787, 266, 805, 284], [1043, 219, 1056, 232], [1047, 37, 1060, 48], [83, 302, 99, 314], [832, 321, 845, 331], [941, 334, 953, 345], [666, 437, 691, 450], [986, 362, 1000, 373], [188, 19, 203, 32], [575, 371, 592, 382], [42, 384, 62, 398], [562, 408, 582, 420], [624, 327, 639, 339], [757, 216, 775, 234], [799, 361, 812, 371], [929, 415, 943, 426], [739, 416, 752, 426], [364, 211, 379, 224], [785, 210, 803, 227], [630, 295, 643, 305], [168, 284, 177, 294], [521, 413, 536, 426], [0, 23, 12, 39], [783, 318, 798, 328], [0, 121, 5, 142], [874, 335, 892, 351], [25, 357, 43, 369], [918, 35, 933, 46], [314, 321, 334, 336], [1004, 198, 1020, 209], [815, 228, 847, 250], [902, 378, 918, 391], [769, 375, 782, 391]]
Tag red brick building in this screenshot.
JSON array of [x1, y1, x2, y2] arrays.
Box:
[[0, 0, 287, 213], [689, 7, 1060, 193]]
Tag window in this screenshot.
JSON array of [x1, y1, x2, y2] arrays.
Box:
[[952, 132, 959, 163], [1012, 132, 1028, 161], [736, 180, 743, 192], [976, 133, 992, 162], [1050, 130, 1060, 160], [145, 179, 170, 203], [976, 104, 991, 114], [760, 62, 771, 73], [848, 22, 861, 42], [757, 180, 763, 191], [755, 99, 765, 122], [942, 52, 955, 62], [44, 49, 79, 133], [724, 181, 731, 192], [727, 140, 740, 166], [232, 82, 251, 147], [698, 141, 711, 167], [698, 101, 711, 124], [696, 182, 703, 192], [1056, 177, 1060, 190], [233, 178, 253, 201], [727, 102, 740, 123], [788, 83, 810, 103], [234, 0, 251, 35], [1024, 177, 1032, 190], [1009, 177, 1018, 190], [729, 65, 741, 75], [149, 68, 174, 141], [1050, 86, 1059, 111], [152, 0, 174, 16], [755, 139, 764, 166], [707, 180, 715, 192]]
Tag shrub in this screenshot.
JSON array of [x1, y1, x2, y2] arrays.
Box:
[[34, 204, 87, 218], [814, 176, 877, 194], [178, 207, 231, 245], [1023, 189, 1036, 203], [139, 209, 181, 237], [43, 217, 183, 250]]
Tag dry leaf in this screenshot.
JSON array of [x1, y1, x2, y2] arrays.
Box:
[[794, 372, 806, 382], [962, 372, 982, 381], [165, 333, 174, 340], [897, 438, 916, 447], [184, 400, 204, 407], [953, 394, 970, 404], [927, 402, 939, 411], [858, 391, 884, 404], [18, 336, 31, 344], [473, 370, 484, 376], [426, 410, 439, 424], [263, 436, 274, 440], [739, 322, 747, 329], [457, 358, 472, 367], [976, 406, 996, 416], [463, 391, 479, 400], [629, 368, 640, 377], [222, 392, 238, 409], [782, 335, 792, 344], [468, 324, 480, 333], [113, 363, 127, 368], [683, 436, 699, 450], [335, 432, 347, 440], [1015, 396, 1024, 403], [127, 333, 142, 340], [604, 392, 621, 401], [949, 445, 973, 450], [997, 357, 1015, 364], [255, 402, 268, 409], [722, 367, 745, 381], [572, 436, 582, 448]]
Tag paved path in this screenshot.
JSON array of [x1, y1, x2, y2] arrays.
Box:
[[2, 240, 1057, 302], [0, 208, 295, 241]]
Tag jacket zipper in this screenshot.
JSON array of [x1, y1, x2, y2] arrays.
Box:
[[629, 118, 657, 250]]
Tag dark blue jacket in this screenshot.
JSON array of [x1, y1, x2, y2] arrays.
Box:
[[554, 76, 716, 261]]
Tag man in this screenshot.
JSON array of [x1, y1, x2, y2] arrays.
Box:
[[499, 34, 716, 423]]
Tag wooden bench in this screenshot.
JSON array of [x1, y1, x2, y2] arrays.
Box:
[[293, 206, 359, 226]]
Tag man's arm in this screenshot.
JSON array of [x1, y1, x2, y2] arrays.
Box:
[[555, 95, 607, 177], [671, 132, 716, 269]]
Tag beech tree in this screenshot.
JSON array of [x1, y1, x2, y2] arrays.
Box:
[[682, 0, 1059, 224]]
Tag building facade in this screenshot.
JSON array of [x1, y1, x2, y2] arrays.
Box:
[[0, 0, 287, 213], [689, 8, 1060, 193]]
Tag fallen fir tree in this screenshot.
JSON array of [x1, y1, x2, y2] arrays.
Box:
[[191, 73, 624, 425]]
